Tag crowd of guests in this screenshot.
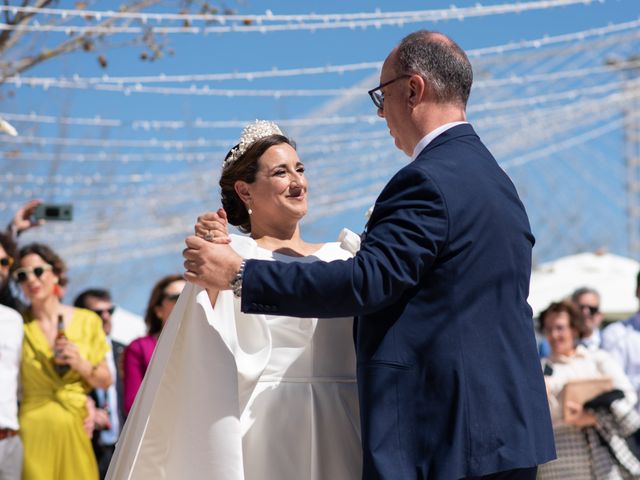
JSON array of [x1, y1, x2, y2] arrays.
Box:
[[537, 286, 640, 479], [0, 201, 184, 480], [3, 199, 640, 479]]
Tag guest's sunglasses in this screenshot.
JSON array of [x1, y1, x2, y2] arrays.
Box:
[[163, 293, 180, 303], [579, 305, 600, 316], [0, 256, 13, 268], [91, 306, 116, 317], [12, 264, 53, 283]]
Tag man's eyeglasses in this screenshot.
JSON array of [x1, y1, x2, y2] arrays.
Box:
[[163, 293, 180, 303], [91, 306, 116, 317], [368, 74, 411, 110], [579, 305, 600, 316], [12, 264, 52, 283], [0, 256, 13, 268]]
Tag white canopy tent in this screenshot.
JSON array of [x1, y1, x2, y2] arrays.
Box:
[[111, 307, 147, 345], [528, 252, 640, 318]]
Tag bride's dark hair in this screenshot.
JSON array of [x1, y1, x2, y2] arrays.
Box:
[[219, 134, 296, 233]]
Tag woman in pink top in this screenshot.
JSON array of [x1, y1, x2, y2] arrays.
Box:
[[123, 274, 185, 415]]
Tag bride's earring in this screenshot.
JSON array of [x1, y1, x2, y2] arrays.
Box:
[[247, 208, 253, 215]]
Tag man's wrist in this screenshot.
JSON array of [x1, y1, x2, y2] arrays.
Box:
[[230, 259, 246, 298]]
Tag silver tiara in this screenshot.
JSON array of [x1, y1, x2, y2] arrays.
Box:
[[222, 120, 284, 169]]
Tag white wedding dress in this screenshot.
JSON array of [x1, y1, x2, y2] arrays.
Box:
[[106, 234, 362, 480]]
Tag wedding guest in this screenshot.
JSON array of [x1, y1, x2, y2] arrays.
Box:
[[602, 270, 640, 451], [74, 288, 125, 479], [538, 300, 639, 479], [122, 275, 184, 415], [0, 232, 24, 312], [602, 272, 640, 413], [0, 303, 23, 480], [16, 243, 112, 480], [572, 287, 604, 350], [1, 200, 48, 311]]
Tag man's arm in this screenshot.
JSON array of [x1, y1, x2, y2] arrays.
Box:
[[241, 166, 448, 318]]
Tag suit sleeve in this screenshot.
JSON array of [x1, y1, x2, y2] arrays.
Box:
[[241, 165, 448, 318]]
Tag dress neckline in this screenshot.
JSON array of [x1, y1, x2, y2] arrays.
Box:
[[254, 242, 330, 259]]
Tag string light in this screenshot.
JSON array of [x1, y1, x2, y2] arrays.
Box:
[[0, 1, 596, 35], [2, 78, 634, 153], [501, 115, 635, 170], [5, 19, 638, 91]]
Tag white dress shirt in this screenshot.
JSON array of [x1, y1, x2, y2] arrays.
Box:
[[97, 337, 120, 445], [0, 304, 23, 430], [602, 313, 640, 413]]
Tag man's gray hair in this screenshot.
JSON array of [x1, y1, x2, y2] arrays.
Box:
[[396, 30, 473, 108], [571, 287, 600, 303]]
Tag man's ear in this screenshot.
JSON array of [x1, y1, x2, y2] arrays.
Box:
[[234, 180, 251, 204], [407, 74, 426, 108]]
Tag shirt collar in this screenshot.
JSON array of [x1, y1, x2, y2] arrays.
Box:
[[550, 344, 590, 363], [411, 121, 468, 161]]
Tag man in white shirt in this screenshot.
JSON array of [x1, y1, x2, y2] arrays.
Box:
[[571, 287, 604, 350], [0, 304, 23, 480], [602, 274, 640, 413]]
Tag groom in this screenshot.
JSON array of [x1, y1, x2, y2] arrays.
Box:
[[184, 31, 555, 479]]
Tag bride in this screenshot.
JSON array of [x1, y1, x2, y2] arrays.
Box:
[[106, 121, 362, 480]]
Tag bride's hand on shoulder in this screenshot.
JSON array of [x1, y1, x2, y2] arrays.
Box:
[[195, 208, 231, 244]]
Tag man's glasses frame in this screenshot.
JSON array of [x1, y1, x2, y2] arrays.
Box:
[[12, 264, 53, 283], [368, 74, 412, 110], [0, 256, 13, 268]]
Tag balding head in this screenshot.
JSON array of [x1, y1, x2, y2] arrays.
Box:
[[395, 30, 473, 108]]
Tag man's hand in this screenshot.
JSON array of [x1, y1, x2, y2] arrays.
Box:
[[183, 235, 242, 290], [94, 407, 111, 431], [12, 199, 44, 235]]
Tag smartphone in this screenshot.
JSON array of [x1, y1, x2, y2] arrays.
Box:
[[34, 203, 73, 221]]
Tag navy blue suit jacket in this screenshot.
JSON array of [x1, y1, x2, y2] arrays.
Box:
[[241, 124, 556, 479]]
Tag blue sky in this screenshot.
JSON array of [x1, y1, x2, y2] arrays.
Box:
[[1, 0, 638, 314]]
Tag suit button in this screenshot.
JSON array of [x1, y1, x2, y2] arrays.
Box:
[[250, 303, 258, 310]]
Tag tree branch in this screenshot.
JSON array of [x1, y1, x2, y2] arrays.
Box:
[[0, 0, 55, 55], [0, 0, 163, 81]]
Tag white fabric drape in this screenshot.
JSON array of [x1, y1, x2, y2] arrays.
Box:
[[106, 234, 361, 480]]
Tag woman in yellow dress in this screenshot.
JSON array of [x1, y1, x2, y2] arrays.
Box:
[[14, 243, 112, 480]]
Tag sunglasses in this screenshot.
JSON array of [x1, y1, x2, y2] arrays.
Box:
[[163, 293, 180, 303], [0, 256, 13, 268], [12, 264, 53, 283], [91, 306, 116, 317], [367, 74, 411, 110], [579, 305, 600, 316]]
